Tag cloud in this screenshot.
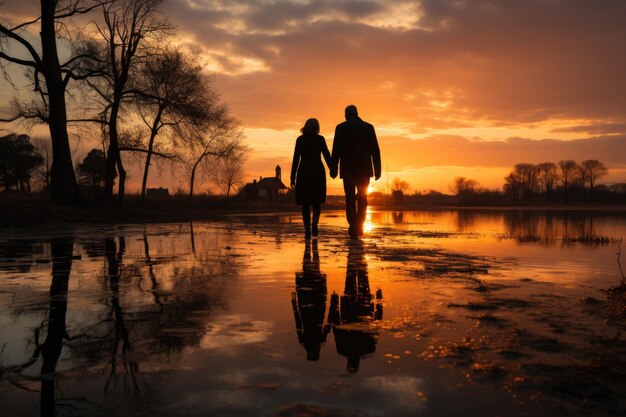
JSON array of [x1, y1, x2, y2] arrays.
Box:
[[551, 123, 626, 136], [3, 1, 626, 194], [165, 0, 626, 131], [382, 134, 626, 170]]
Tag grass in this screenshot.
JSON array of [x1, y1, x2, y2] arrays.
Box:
[[0, 192, 350, 228]]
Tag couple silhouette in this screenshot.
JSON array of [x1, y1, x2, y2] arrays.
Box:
[[290, 105, 382, 238]]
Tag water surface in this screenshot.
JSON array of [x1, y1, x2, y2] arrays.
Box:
[[1, 210, 625, 416]]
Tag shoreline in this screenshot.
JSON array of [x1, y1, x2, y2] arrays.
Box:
[[2, 195, 626, 229]]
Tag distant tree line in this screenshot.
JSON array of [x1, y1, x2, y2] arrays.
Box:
[[0, 0, 247, 204], [447, 159, 623, 206], [356, 160, 623, 207], [503, 160, 609, 204]]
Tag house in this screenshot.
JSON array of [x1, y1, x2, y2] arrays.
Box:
[[240, 165, 289, 201], [146, 187, 170, 197]]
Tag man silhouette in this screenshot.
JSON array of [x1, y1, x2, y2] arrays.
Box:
[[331, 105, 381, 237], [327, 240, 383, 373]]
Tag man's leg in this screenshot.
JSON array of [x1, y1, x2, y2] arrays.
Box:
[[343, 178, 357, 235], [355, 178, 370, 235]]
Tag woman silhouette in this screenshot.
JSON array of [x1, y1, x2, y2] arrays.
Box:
[[290, 118, 333, 238], [291, 240, 330, 360]]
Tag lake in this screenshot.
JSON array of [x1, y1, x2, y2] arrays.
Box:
[[1, 209, 625, 416]]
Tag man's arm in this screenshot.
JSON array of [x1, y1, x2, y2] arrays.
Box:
[[330, 125, 341, 178], [369, 125, 381, 180]]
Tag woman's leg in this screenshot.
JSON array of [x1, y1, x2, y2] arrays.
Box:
[[311, 204, 321, 237], [302, 204, 311, 238]]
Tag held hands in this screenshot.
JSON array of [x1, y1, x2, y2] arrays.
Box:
[[330, 163, 338, 179], [290, 179, 295, 188]]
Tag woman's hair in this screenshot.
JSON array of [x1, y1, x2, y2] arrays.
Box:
[[300, 118, 320, 135]]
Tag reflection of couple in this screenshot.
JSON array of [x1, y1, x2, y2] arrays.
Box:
[[291, 240, 383, 372], [290, 105, 382, 239]]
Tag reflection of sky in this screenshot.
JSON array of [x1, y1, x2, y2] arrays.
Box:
[[200, 315, 273, 350]]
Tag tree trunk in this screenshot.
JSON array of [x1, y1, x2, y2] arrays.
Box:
[[117, 157, 126, 206], [189, 156, 204, 200], [141, 109, 163, 199], [105, 97, 123, 203], [141, 140, 154, 199], [189, 165, 197, 200], [41, 1, 80, 204]]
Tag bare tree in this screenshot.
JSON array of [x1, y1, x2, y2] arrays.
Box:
[[518, 163, 539, 202], [536, 162, 558, 203], [182, 109, 245, 200], [33, 137, 52, 191], [133, 50, 212, 199], [504, 171, 522, 202], [0, 1, 104, 203], [451, 176, 480, 205], [537, 162, 558, 195], [214, 150, 248, 200], [81, 0, 171, 204], [557, 160, 579, 205], [391, 177, 410, 194], [504, 164, 539, 203], [579, 159, 608, 203]]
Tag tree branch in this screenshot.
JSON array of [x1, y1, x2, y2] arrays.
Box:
[[0, 114, 21, 123], [0, 51, 37, 68], [67, 118, 107, 124], [0, 24, 42, 68], [119, 146, 177, 159], [55, 0, 110, 19], [9, 17, 42, 32]]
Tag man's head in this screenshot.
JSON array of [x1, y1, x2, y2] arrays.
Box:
[[345, 104, 358, 120]]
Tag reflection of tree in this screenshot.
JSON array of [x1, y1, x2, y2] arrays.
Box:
[[2, 229, 238, 413], [291, 240, 329, 361], [392, 211, 404, 224], [0, 239, 78, 417], [503, 211, 607, 245], [0, 239, 46, 273], [40, 239, 74, 417], [103, 236, 138, 394], [328, 240, 383, 373], [76, 230, 233, 357], [189, 222, 197, 256], [144, 233, 163, 309], [456, 210, 477, 233]]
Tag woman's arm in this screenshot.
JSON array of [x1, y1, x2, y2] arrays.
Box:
[[321, 136, 333, 173], [290, 138, 301, 187]]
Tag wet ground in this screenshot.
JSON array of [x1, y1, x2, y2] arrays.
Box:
[[0, 209, 625, 416]]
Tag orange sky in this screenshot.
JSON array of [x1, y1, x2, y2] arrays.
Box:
[[2, 0, 626, 194]]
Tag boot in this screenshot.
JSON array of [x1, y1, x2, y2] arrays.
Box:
[[302, 206, 311, 239], [312, 206, 320, 237]]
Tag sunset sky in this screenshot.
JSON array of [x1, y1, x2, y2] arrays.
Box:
[[2, 0, 626, 194]]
